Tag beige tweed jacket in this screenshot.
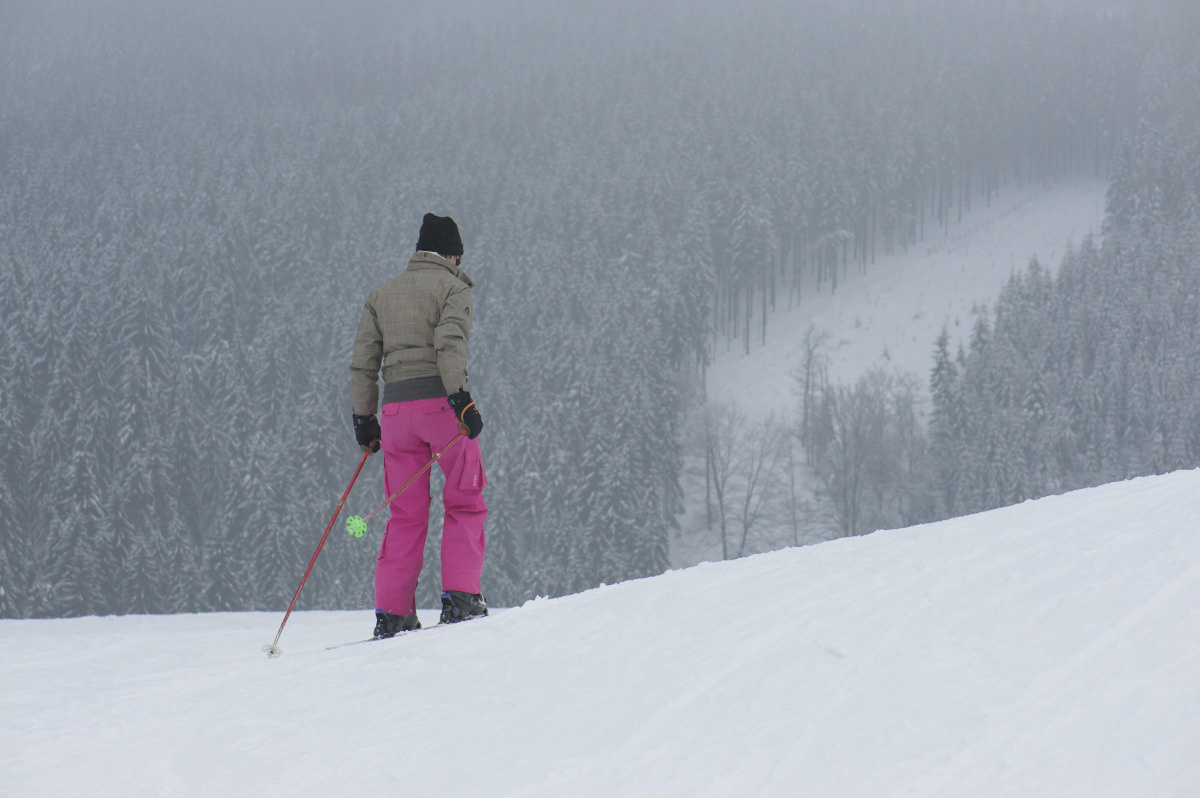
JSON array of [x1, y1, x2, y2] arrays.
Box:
[[350, 251, 475, 415]]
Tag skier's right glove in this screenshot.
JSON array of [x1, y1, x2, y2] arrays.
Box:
[[353, 414, 381, 454], [447, 392, 483, 439]]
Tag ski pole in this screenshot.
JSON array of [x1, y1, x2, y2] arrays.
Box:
[[263, 450, 371, 659], [356, 430, 466, 524]]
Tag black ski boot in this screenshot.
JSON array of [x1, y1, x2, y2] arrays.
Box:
[[373, 610, 421, 638], [439, 590, 488, 624]]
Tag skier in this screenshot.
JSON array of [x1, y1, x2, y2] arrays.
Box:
[[349, 213, 488, 637]]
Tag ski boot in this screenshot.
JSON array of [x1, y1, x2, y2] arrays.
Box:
[[439, 590, 488, 624], [373, 610, 421, 638]]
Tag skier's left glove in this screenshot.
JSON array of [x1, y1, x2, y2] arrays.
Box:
[[353, 414, 381, 454], [447, 392, 483, 439]]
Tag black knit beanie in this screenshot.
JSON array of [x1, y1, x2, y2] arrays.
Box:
[[415, 213, 464, 258]]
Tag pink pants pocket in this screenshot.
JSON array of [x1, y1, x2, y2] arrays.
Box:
[[458, 447, 487, 492]]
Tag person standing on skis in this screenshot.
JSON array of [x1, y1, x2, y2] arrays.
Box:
[[349, 213, 488, 638]]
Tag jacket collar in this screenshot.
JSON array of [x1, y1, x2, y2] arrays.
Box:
[[409, 250, 474, 287]]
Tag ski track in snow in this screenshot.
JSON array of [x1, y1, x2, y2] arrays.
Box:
[[4, 470, 1200, 797]]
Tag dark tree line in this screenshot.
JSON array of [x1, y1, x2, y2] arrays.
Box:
[[0, 0, 1164, 616], [928, 129, 1200, 517]]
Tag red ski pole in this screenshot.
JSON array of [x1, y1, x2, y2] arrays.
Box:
[[263, 450, 371, 659], [357, 430, 466, 524]]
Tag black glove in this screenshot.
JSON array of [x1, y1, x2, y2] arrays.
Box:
[[447, 392, 483, 439], [353, 414, 381, 453]]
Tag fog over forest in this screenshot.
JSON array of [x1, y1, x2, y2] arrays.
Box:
[[3, 0, 1199, 617]]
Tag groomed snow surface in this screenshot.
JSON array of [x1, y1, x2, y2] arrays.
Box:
[[4, 470, 1199, 797]]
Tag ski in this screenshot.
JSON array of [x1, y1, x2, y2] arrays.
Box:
[[325, 628, 422, 650], [325, 637, 384, 650], [326, 613, 488, 650], [325, 621, 457, 650]]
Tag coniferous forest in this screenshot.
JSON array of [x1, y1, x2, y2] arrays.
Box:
[[2, 0, 1197, 617]]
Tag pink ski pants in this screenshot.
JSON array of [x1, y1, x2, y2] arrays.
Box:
[[375, 397, 487, 615]]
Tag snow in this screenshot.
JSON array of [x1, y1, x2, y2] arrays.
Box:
[[4, 469, 1200, 796], [707, 176, 1107, 413], [2, 173, 1179, 796]]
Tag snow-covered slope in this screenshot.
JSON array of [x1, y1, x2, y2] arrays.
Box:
[[3, 470, 1198, 797], [707, 176, 1106, 413]]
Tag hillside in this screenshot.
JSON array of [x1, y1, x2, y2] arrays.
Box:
[[3, 469, 1198, 797], [705, 176, 1107, 413], [671, 177, 1110, 564]]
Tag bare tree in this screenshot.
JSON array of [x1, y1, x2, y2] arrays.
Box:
[[702, 403, 742, 560], [702, 404, 791, 559], [794, 324, 831, 463], [808, 368, 927, 538]]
